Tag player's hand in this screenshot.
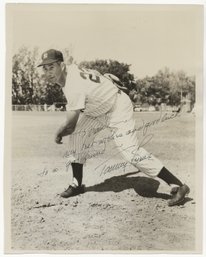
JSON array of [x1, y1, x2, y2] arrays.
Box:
[[55, 134, 63, 144]]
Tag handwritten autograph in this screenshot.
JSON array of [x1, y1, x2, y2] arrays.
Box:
[[39, 111, 180, 176], [95, 134, 154, 176]]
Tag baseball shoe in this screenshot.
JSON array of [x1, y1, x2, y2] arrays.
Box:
[[170, 186, 179, 195], [60, 185, 84, 198], [168, 184, 190, 206]]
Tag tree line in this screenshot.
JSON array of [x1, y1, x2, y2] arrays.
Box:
[[12, 47, 195, 107]]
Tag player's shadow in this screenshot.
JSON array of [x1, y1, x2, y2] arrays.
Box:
[[85, 171, 171, 200]]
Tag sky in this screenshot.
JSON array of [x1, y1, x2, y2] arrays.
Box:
[[7, 4, 203, 78]]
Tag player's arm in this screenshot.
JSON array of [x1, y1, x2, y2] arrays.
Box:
[[104, 73, 129, 94], [55, 110, 80, 144]]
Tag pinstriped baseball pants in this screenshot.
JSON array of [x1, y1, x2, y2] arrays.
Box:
[[67, 92, 163, 177]]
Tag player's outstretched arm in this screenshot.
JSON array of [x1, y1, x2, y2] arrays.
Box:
[[55, 110, 80, 144]]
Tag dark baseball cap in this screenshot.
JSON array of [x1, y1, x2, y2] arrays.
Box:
[[37, 49, 64, 67]]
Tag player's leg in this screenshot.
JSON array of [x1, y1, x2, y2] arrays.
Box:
[[110, 118, 164, 177], [157, 167, 190, 206], [157, 167, 183, 186], [61, 114, 104, 198], [60, 162, 84, 198], [71, 163, 83, 187], [111, 121, 190, 206], [108, 92, 190, 206]]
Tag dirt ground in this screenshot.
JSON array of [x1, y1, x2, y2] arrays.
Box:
[[9, 111, 196, 253]]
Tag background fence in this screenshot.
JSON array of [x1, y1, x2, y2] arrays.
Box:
[[12, 103, 66, 112], [12, 104, 183, 112]]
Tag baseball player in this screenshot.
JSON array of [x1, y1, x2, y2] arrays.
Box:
[[38, 49, 190, 206]]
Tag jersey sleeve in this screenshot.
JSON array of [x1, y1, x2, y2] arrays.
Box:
[[66, 91, 86, 111]]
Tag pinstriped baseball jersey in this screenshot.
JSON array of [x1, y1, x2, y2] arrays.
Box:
[[62, 64, 164, 177], [62, 64, 119, 117]]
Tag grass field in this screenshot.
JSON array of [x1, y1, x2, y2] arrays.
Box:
[[9, 111, 196, 252]]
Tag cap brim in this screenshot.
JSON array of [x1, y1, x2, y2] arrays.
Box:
[[37, 59, 60, 67]]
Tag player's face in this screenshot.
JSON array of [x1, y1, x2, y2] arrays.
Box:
[[42, 62, 62, 84]]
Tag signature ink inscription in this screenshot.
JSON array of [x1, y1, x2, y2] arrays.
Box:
[[100, 161, 129, 175], [62, 111, 180, 173], [96, 135, 154, 176]]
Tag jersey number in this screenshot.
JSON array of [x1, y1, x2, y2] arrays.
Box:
[[79, 68, 100, 83]]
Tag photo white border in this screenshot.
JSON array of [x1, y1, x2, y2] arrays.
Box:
[[1, 1, 205, 257]]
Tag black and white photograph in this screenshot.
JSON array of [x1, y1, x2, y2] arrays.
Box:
[[4, 3, 203, 254]]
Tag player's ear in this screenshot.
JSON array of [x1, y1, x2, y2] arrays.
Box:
[[60, 62, 66, 71]]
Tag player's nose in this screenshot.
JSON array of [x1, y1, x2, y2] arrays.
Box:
[[45, 71, 53, 79]]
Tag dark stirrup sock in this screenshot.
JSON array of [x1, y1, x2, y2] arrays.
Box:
[[71, 163, 83, 186], [157, 167, 183, 186]]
